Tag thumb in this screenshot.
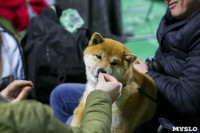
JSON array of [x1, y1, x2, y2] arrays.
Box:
[[98, 73, 105, 83]]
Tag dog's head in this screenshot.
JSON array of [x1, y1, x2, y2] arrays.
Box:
[[84, 32, 137, 86]]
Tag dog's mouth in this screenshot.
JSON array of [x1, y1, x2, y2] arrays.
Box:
[[94, 68, 107, 79], [90, 68, 109, 84]]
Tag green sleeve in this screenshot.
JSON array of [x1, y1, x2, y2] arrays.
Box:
[[79, 90, 112, 132], [0, 90, 112, 133]]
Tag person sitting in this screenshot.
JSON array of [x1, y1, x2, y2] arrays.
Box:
[[133, 0, 200, 132]]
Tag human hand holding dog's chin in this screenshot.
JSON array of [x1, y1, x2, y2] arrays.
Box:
[[95, 73, 122, 103], [133, 58, 148, 74], [0, 80, 33, 103]]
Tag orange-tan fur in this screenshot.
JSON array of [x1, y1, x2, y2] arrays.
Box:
[[71, 32, 158, 133]]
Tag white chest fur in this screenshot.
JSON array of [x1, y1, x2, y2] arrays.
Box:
[[82, 83, 95, 103]]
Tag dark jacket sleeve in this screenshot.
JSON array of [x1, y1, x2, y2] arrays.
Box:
[[147, 40, 200, 115], [0, 90, 112, 133]]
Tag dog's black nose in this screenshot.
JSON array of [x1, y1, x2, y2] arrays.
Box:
[[97, 68, 107, 74]]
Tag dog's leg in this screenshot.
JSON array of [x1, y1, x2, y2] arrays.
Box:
[[71, 98, 85, 127]]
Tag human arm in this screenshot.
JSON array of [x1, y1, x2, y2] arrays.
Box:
[[0, 74, 122, 133], [0, 80, 33, 103], [146, 45, 200, 115], [146, 61, 200, 115], [0, 90, 112, 133], [133, 52, 200, 115], [76, 73, 122, 132]]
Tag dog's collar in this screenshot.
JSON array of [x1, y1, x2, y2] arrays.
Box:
[[126, 76, 160, 104]]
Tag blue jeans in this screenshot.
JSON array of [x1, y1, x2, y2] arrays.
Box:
[[50, 83, 85, 124]]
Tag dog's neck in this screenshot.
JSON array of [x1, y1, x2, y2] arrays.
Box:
[[122, 65, 134, 86], [123, 75, 134, 87]]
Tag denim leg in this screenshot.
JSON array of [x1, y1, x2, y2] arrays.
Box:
[[50, 83, 85, 123]]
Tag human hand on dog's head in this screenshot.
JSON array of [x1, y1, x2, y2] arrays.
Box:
[[133, 58, 148, 74], [95, 73, 122, 103]]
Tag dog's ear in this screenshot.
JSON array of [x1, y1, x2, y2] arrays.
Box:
[[124, 53, 137, 63], [89, 32, 104, 46]]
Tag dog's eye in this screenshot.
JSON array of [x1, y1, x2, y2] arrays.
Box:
[[111, 62, 118, 66], [96, 55, 102, 59]]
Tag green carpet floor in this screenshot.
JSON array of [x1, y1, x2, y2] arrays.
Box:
[[122, 0, 167, 60]]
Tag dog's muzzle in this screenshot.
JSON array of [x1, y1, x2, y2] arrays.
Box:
[[97, 68, 107, 74]]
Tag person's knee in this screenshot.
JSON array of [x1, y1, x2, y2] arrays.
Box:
[[51, 83, 75, 99], [50, 83, 86, 106], [50, 84, 69, 107]]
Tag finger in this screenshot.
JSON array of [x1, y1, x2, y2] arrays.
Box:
[[12, 86, 31, 103], [98, 73, 105, 82], [7, 80, 33, 91], [139, 59, 147, 66], [133, 60, 139, 64], [103, 74, 117, 82], [137, 58, 143, 63]]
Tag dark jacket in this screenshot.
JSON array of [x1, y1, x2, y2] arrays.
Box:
[[0, 90, 112, 133], [147, 9, 200, 127]]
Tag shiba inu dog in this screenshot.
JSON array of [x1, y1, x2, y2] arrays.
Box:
[[71, 32, 158, 133]]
